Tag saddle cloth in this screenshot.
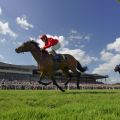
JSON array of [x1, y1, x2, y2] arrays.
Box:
[[52, 54, 66, 62]]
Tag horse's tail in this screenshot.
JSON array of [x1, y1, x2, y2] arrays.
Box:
[[76, 60, 88, 72]]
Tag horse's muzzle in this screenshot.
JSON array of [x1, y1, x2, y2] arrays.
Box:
[[15, 48, 19, 53]]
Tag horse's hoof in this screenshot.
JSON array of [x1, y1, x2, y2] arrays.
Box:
[[38, 81, 52, 86], [60, 88, 65, 92], [59, 88, 65, 92]]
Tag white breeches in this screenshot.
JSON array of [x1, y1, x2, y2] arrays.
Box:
[[51, 42, 61, 51]]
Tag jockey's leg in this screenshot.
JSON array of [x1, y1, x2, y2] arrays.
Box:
[[51, 43, 65, 62], [51, 42, 61, 55]]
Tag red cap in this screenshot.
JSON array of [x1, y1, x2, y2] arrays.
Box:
[[40, 35, 47, 40]]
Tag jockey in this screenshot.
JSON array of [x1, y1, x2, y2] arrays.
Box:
[[40, 34, 61, 54], [40, 34, 61, 61]]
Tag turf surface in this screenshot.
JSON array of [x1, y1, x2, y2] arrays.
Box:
[[0, 90, 120, 120]]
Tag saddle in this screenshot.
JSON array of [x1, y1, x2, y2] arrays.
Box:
[[42, 49, 66, 62], [48, 51, 66, 62], [52, 54, 66, 62]]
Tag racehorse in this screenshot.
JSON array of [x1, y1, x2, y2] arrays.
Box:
[[114, 65, 120, 74], [15, 40, 87, 92]]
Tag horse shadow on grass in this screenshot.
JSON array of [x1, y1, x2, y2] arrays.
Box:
[[64, 90, 117, 95]]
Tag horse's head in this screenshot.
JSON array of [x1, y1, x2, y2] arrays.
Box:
[[15, 40, 40, 53]]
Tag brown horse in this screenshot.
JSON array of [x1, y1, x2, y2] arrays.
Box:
[[15, 40, 87, 92]]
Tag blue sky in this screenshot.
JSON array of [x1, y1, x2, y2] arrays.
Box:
[[0, 0, 120, 83]]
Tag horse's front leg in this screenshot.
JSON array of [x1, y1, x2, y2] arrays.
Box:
[[51, 76, 65, 92], [38, 72, 52, 86]]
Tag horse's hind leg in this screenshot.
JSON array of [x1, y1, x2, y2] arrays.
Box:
[[76, 72, 81, 89], [64, 72, 72, 89], [38, 72, 52, 86], [71, 68, 81, 89], [51, 76, 65, 92]]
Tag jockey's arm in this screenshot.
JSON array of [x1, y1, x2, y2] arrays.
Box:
[[43, 41, 52, 49]]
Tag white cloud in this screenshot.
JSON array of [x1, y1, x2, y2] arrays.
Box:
[[0, 21, 17, 37], [16, 15, 34, 30], [92, 37, 120, 75], [0, 7, 2, 15], [59, 48, 97, 65], [0, 54, 8, 63], [100, 50, 114, 62], [93, 54, 120, 75], [0, 54, 5, 61], [71, 30, 77, 34], [69, 30, 91, 42], [107, 37, 120, 52], [69, 35, 83, 40], [0, 38, 6, 44], [84, 35, 91, 41], [13, 41, 22, 46]]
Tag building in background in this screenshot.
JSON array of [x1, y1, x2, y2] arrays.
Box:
[[0, 62, 108, 83]]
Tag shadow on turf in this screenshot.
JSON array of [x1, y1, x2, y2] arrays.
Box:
[[65, 90, 117, 95]]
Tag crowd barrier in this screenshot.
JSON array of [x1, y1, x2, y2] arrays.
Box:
[[1, 82, 120, 90]]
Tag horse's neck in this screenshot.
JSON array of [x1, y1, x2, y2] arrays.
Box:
[[31, 50, 49, 64]]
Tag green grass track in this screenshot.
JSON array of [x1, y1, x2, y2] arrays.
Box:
[[0, 90, 120, 120]]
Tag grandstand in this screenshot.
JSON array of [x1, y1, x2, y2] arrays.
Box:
[[0, 62, 108, 83], [0, 62, 37, 81], [0, 62, 109, 90]]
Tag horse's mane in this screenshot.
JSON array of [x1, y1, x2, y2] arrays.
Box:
[[30, 40, 48, 54], [30, 40, 40, 49]]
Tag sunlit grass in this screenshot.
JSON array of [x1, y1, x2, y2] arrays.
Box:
[[0, 90, 120, 120]]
